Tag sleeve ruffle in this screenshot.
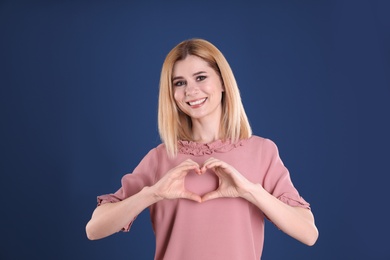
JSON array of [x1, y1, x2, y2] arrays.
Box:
[[265, 193, 311, 227], [278, 193, 311, 210], [96, 194, 135, 232], [97, 194, 121, 206]]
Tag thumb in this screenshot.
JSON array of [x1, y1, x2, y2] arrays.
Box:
[[201, 191, 220, 202], [183, 191, 202, 203]]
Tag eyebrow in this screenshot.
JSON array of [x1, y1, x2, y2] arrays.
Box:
[[172, 71, 207, 81]]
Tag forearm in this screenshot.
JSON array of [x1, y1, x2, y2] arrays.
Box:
[[86, 186, 161, 240], [242, 183, 318, 246]]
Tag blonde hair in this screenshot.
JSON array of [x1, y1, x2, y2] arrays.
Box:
[[158, 38, 252, 157]]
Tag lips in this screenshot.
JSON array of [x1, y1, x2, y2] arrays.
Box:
[[187, 98, 207, 106]]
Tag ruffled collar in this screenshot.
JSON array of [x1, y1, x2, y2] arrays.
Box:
[[177, 138, 246, 156]]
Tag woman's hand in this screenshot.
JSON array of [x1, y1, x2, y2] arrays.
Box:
[[153, 159, 202, 202], [201, 157, 252, 202]]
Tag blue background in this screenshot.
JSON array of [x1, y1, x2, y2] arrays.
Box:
[[1, 0, 389, 259]]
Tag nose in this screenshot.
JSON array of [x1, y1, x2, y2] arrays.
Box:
[[185, 81, 199, 96]]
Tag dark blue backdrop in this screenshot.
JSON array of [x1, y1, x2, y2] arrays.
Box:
[[1, 0, 389, 259]]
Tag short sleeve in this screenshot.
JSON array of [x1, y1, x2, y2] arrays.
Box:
[[262, 139, 310, 210], [96, 148, 159, 231]]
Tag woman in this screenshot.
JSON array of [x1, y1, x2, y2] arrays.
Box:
[[86, 38, 318, 259]]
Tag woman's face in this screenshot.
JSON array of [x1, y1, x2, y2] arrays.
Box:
[[172, 55, 224, 122]]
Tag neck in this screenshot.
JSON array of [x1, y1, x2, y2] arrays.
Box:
[[191, 118, 221, 143]]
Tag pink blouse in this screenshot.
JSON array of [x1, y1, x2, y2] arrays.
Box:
[[97, 136, 310, 259]]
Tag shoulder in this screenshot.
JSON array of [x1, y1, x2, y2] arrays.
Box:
[[136, 143, 166, 164], [144, 143, 165, 156], [245, 135, 281, 158], [147, 143, 171, 161], [247, 135, 277, 148], [132, 143, 167, 174], [155, 143, 169, 156]]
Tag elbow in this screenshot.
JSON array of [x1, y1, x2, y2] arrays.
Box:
[[85, 221, 99, 241], [86, 233, 96, 241], [303, 226, 319, 246], [86, 231, 97, 241], [298, 208, 319, 246]]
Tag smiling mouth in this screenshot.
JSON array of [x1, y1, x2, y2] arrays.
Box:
[[187, 98, 207, 106]]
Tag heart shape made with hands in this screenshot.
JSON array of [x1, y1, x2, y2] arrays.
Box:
[[184, 167, 220, 197]]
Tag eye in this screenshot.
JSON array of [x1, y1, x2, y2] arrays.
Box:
[[196, 75, 206, 81], [173, 80, 186, 87]]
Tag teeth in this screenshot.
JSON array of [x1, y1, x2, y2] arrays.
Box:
[[189, 98, 206, 106]]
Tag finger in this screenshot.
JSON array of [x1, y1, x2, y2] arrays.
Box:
[[201, 158, 221, 172], [203, 158, 227, 170], [182, 191, 202, 203], [204, 162, 228, 177], [201, 191, 220, 202], [184, 159, 201, 167], [174, 162, 201, 176], [176, 159, 201, 176], [182, 160, 201, 173], [202, 157, 216, 165], [202, 157, 219, 166]]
